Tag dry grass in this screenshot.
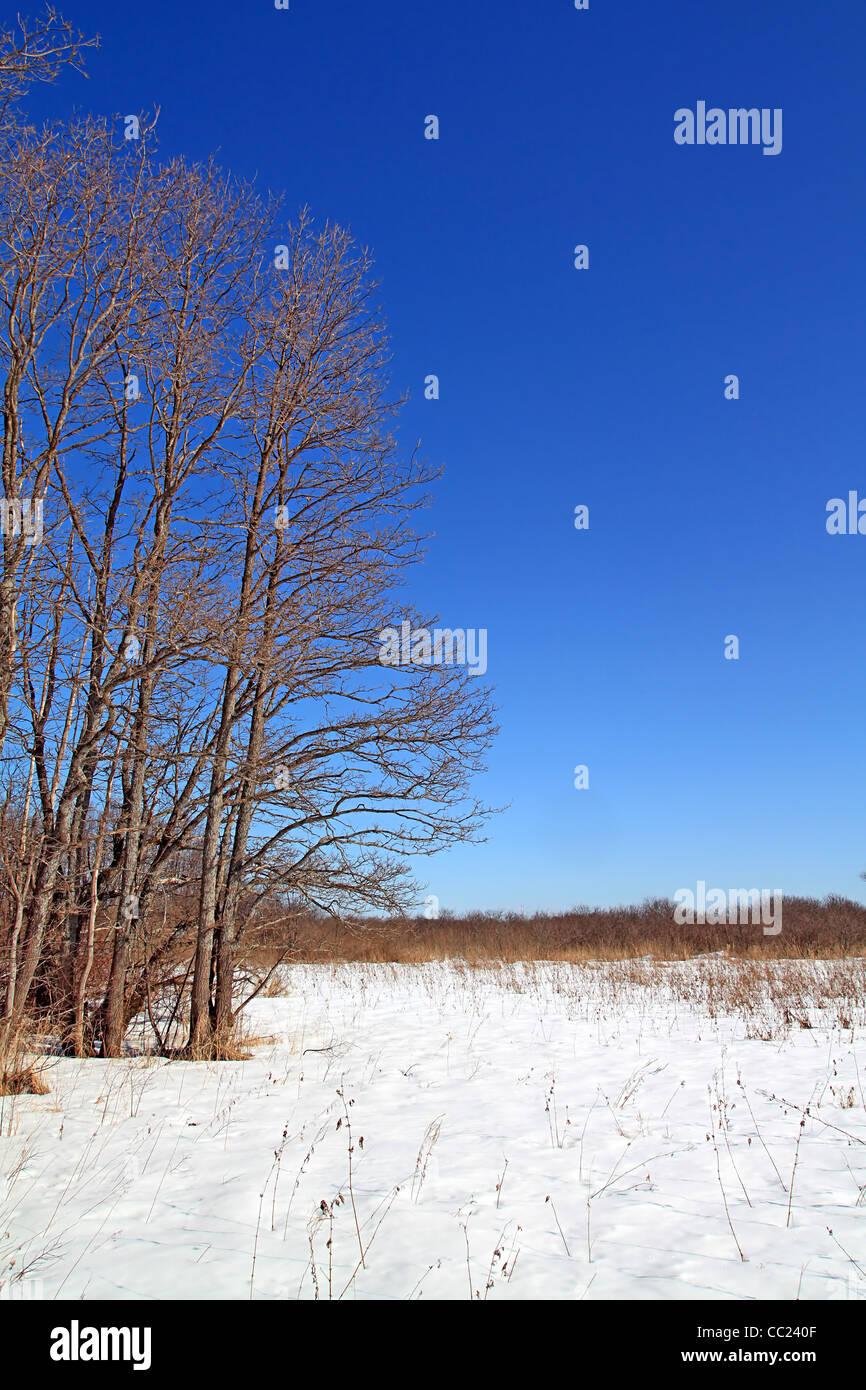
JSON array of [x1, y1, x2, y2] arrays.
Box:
[[247, 895, 866, 967], [588, 956, 866, 1038], [0, 1023, 51, 1099], [0, 1062, 49, 1096]]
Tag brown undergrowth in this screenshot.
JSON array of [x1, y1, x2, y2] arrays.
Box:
[[247, 895, 866, 967]]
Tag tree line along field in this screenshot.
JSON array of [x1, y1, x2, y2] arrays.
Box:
[[246, 897, 866, 964]]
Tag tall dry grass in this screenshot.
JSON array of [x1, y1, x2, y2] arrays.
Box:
[[248, 895, 866, 967]]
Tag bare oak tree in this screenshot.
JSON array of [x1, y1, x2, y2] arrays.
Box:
[[0, 16, 498, 1069]]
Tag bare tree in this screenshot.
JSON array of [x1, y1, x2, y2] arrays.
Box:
[[0, 44, 498, 1066], [181, 219, 497, 1056], [0, 5, 97, 132]]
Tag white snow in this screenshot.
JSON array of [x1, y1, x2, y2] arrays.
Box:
[[2, 959, 865, 1301]]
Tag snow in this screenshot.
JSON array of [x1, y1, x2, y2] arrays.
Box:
[[2, 959, 865, 1301]]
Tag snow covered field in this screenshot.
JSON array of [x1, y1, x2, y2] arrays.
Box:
[[3, 958, 866, 1301]]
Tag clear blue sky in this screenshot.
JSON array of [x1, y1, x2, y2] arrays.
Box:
[[37, 0, 866, 911]]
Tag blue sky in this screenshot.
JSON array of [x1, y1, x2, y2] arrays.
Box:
[[37, 0, 866, 911]]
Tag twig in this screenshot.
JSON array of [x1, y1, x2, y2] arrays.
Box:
[[786, 1118, 806, 1229], [545, 1195, 570, 1257], [738, 1079, 786, 1190], [759, 1090, 865, 1146], [708, 1102, 745, 1261], [495, 1157, 509, 1210], [337, 1084, 364, 1269], [827, 1226, 866, 1279]]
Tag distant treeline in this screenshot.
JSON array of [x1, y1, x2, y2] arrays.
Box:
[[250, 896, 866, 964]]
